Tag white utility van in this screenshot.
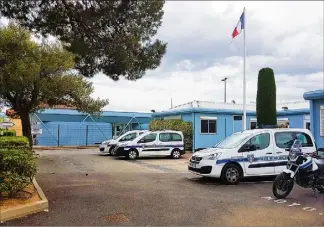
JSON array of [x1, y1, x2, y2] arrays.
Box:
[[188, 128, 317, 184], [114, 130, 185, 160], [99, 130, 147, 155]]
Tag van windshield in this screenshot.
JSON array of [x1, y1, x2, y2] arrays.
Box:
[[215, 133, 252, 149]]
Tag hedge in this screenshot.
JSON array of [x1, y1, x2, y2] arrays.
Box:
[[149, 119, 192, 150], [0, 136, 30, 149], [0, 129, 16, 136], [0, 148, 37, 196]]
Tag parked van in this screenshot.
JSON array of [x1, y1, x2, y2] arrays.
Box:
[[99, 130, 147, 155], [188, 128, 317, 184], [115, 130, 185, 160]]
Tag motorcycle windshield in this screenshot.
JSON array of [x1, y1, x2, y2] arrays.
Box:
[[291, 140, 302, 153]]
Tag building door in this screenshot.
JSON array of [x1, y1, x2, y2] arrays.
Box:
[[233, 115, 243, 132]]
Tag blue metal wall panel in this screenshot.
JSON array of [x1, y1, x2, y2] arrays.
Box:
[[312, 99, 324, 148], [36, 121, 112, 146]]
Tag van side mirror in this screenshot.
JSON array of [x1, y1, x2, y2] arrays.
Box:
[[138, 139, 145, 143]]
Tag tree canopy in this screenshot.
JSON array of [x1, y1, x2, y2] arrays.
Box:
[[0, 0, 167, 80], [0, 24, 109, 146]]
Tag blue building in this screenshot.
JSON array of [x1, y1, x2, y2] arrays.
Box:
[[31, 109, 152, 146], [304, 89, 324, 149], [153, 101, 310, 152]]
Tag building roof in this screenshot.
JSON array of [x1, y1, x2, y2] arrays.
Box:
[[153, 107, 309, 117], [36, 109, 152, 118], [170, 100, 309, 111], [303, 89, 324, 100], [153, 100, 309, 117]]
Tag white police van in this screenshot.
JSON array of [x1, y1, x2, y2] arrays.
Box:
[[99, 130, 147, 155], [114, 130, 185, 160], [188, 128, 317, 184]]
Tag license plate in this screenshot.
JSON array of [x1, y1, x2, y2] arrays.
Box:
[[189, 162, 197, 168]]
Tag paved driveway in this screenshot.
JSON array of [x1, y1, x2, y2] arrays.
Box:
[[2, 149, 323, 226]]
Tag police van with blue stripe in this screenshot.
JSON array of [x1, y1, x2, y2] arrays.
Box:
[[115, 130, 185, 160], [188, 128, 317, 184], [99, 130, 147, 155]]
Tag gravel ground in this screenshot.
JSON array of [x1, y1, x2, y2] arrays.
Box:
[[2, 149, 323, 226]]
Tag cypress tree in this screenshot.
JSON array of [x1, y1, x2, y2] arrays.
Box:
[[256, 68, 277, 128]]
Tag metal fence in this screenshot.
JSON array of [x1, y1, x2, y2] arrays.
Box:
[[33, 123, 111, 147]]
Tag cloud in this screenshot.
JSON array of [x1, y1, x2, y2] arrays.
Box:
[[89, 1, 323, 112], [1, 1, 323, 113]]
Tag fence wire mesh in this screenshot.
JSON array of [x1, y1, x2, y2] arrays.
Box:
[[33, 124, 111, 147]]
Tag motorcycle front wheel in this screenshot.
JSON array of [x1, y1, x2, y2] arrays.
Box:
[[273, 172, 294, 199]]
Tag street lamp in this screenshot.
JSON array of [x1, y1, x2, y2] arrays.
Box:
[[221, 77, 228, 103]]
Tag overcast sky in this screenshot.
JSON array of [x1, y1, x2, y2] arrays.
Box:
[[2, 1, 324, 113], [91, 1, 324, 112]]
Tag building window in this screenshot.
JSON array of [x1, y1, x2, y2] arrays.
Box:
[[250, 121, 257, 129], [200, 117, 217, 134], [306, 122, 310, 130], [233, 115, 242, 121]]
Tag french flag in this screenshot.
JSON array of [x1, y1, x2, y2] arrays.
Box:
[[232, 11, 245, 39]]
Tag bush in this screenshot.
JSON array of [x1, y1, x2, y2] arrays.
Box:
[[256, 67, 277, 127], [149, 119, 192, 150], [0, 148, 37, 196], [0, 136, 30, 149], [0, 129, 16, 136]]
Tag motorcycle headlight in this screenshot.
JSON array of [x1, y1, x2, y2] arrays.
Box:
[[202, 153, 222, 160]]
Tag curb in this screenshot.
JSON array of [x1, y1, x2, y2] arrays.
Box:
[[0, 178, 49, 223], [33, 146, 97, 150]]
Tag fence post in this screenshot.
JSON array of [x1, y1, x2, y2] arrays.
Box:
[[86, 125, 88, 146], [57, 124, 60, 147]]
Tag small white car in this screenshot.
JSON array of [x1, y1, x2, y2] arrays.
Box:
[[114, 130, 185, 160], [188, 128, 317, 185], [99, 130, 147, 155]]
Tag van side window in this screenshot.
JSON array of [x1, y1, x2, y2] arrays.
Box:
[[245, 133, 270, 150], [120, 132, 137, 142], [275, 132, 295, 148], [171, 133, 182, 141], [295, 132, 313, 147], [139, 133, 157, 143], [159, 133, 171, 142]]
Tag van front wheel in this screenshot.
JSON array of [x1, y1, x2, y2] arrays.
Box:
[[127, 149, 138, 160], [221, 164, 242, 185]]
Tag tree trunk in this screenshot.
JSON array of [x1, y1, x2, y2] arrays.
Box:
[[20, 110, 33, 149]]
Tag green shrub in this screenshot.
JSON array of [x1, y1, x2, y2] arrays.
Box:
[[149, 119, 192, 150], [0, 129, 17, 136], [0, 136, 30, 149], [256, 67, 277, 128], [0, 148, 37, 196]]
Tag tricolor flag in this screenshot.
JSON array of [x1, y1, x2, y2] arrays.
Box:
[[231, 10, 245, 39]]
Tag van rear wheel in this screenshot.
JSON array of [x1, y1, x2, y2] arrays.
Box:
[[171, 149, 181, 159]]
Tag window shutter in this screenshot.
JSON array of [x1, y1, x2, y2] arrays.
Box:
[[320, 106, 324, 136]]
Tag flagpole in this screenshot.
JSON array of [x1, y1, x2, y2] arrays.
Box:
[[243, 7, 247, 130]]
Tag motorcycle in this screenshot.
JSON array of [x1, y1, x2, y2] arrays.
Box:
[[272, 139, 324, 199]]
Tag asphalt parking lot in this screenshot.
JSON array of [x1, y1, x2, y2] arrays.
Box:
[[2, 148, 323, 226]]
